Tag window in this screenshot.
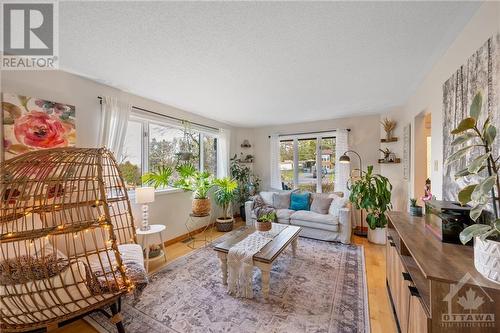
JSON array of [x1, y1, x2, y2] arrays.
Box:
[[119, 110, 219, 190], [278, 134, 336, 193], [119, 120, 143, 189]]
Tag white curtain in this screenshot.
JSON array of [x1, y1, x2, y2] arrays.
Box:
[[334, 129, 350, 195], [98, 96, 131, 159], [269, 134, 282, 190], [217, 128, 231, 178]]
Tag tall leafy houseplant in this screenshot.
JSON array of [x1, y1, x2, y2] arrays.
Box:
[[349, 166, 392, 244], [446, 92, 500, 284], [230, 155, 253, 219], [447, 92, 500, 243], [173, 163, 214, 216], [213, 177, 238, 231]]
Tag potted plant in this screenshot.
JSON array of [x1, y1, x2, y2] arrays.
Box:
[[255, 211, 276, 232], [141, 165, 173, 189], [173, 163, 214, 216], [230, 155, 260, 221], [447, 92, 500, 283], [409, 198, 423, 216], [213, 177, 238, 232], [349, 165, 393, 244]]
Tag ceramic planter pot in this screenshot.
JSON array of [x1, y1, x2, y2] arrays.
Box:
[[239, 205, 246, 222], [216, 217, 234, 232], [368, 227, 387, 245], [255, 220, 272, 232], [410, 206, 423, 217], [474, 237, 500, 284], [192, 198, 211, 216]]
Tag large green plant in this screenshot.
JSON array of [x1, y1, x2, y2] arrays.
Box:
[[141, 165, 173, 189], [213, 177, 238, 219], [191, 171, 213, 199], [349, 165, 393, 229], [230, 155, 252, 205], [173, 163, 214, 199], [445, 92, 500, 244]]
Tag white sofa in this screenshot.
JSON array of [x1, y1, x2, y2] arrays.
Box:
[[245, 191, 352, 244]]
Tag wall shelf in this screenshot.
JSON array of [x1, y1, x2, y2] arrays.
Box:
[[378, 158, 401, 164], [381, 137, 398, 143]]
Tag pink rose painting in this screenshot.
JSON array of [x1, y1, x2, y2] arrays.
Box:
[[2, 93, 76, 160]]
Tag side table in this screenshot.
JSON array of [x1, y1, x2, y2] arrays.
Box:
[[185, 213, 212, 249], [136, 224, 167, 273]]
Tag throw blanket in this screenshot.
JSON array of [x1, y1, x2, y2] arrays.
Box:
[[227, 224, 287, 298]]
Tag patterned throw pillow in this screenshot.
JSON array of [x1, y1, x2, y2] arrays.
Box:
[[310, 196, 334, 214], [0, 254, 70, 285], [289, 192, 311, 211]]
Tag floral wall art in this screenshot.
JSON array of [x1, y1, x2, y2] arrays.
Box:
[[2, 93, 76, 160]]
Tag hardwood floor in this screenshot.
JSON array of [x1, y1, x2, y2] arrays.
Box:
[[54, 223, 397, 333]]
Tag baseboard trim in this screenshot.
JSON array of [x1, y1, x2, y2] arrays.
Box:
[[163, 223, 215, 247]]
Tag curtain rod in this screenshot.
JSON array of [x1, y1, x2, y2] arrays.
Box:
[[268, 128, 351, 138], [98, 96, 219, 132]]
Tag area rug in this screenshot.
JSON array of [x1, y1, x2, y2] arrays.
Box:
[[86, 228, 369, 333]]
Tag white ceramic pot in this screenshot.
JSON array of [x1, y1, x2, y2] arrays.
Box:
[[474, 237, 500, 284], [368, 227, 387, 245]]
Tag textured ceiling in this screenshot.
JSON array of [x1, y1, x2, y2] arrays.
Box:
[[59, 1, 480, 127]]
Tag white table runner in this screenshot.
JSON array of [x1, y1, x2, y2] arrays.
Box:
[[227, 224, 288, 298]]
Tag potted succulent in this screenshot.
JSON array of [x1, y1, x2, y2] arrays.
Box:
[[349, 165, 393, 245], [255, 211, 276, 232], [174, 163, 214, 216], [447, 92, 500, 284], [409, 198, 423, 216], [213, 177, 238, 232]]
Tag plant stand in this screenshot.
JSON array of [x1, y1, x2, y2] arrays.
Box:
[[185, 213, 212, 249]]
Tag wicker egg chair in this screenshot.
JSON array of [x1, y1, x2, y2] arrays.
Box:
[[0, 147, 145, 333]]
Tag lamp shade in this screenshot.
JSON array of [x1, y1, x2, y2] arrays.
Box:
[[339, 153, 351, 164], [135, 187, 155, 204]]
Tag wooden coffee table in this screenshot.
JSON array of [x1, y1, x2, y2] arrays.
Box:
[[213, 224, 301, 299]]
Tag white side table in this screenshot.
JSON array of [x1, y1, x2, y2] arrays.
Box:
[[136, 224, 167, 273]]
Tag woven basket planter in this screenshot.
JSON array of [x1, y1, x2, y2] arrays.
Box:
[[255, 220, 272, 232], [192, 198, 211, 216], [216, 217, 234, 232]]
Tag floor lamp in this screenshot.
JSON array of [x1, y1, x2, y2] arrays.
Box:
[[339, 150, 367, 237]]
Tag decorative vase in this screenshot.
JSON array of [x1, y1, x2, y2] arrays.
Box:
[[410, 206, 423, 217], [386, 131, 392, 141], [255, 220, 272, 232], [368, 227, 386, 245], [216, 217, 234, 232], [192, 198, 211, 216], [474, 237, 500, 284]]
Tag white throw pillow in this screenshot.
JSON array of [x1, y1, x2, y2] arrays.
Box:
[[259, 191, 276, 206], [328, 194, 348, 217]]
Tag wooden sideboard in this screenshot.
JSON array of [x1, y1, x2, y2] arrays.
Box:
[[386, 211, 500, 333]]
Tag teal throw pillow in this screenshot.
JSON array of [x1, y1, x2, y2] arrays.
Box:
[[290, 192, 310, 211]]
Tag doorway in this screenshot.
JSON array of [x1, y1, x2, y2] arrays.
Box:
[[413, 112, 432, 204]]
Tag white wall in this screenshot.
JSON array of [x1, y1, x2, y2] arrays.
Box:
[[247, 114, 383, 190], [379, 2, 500, 210], [1, 70, 235, 242]]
